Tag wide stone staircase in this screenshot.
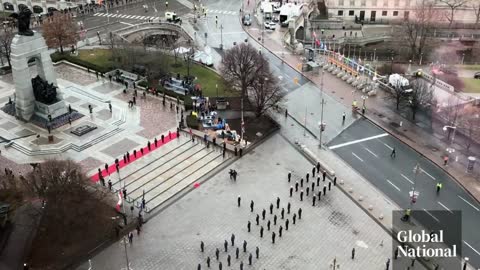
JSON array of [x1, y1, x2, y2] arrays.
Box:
[[110, 134, 228, 213]]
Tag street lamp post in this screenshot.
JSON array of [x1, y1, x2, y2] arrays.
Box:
[[461, 53, 465, 65], [220, 24, 223, 50], [319, 70, 326, 148], [419, 52, 423, 66]]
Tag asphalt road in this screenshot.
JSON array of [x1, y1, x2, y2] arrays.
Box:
[[328, 118, 480, 268]]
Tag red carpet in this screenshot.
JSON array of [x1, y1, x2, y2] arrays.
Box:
[[91, 132, 178, 182]]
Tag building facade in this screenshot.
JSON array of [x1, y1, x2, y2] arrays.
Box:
[[326, 0, 478, 24]]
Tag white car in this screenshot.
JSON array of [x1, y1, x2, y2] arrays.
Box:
[[264, 21, 276, 30]]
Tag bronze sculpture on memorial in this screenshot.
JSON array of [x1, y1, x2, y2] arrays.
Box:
[[10, 6, 34, 36], [31, 75, 58, 104]]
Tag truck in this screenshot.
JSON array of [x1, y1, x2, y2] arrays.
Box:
[[262, 1, 273, 20], [165, 11, 181, 23], [279, 3, 304, 27], [388, 74, 413, 92]]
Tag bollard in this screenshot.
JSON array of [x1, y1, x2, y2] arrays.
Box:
[[348, 188, 353, 193], [368, 205, 373, 210], [359, 196, 364, 201]]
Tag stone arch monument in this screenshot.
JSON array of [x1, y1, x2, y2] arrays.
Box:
[[11, 32, 67, 121]]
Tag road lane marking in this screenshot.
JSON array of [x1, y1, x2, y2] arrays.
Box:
[[420, 168, 436, 180], [364, 147, 378, 158], [400, 174, 414, 184], [437, 201, 453, 213], [464, 241, 480, 256], [382, 142, 393, 150], [423, 209, 440, 222], [387, 179, 401, 191], [458, 195, 480, 211], [352, 152, 364, 162], [120, 22, 133, 26], [329, 133, 389, 150]]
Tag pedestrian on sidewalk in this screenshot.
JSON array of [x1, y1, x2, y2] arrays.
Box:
[[260, 226, 264, 238], [236, 248, 240, 259], [256, 214, 260, 225], [231, 233, 235, 246], [443, 155, 449, 166], [436, 182, 443, 194], [352, 248, 355, 259], [272, 231, 276, 244], [290, 186, 293, 197], [281, 208, 285, 219], [128, 231, 133, 244], [287, 202, 291, 214], [243, 240, 247, 252], [108, 179, 112, 190], [262, 209, 266, 220], [401, 208, 411, 222], [295, 181, 299, 192], [276, 197, 280, 209], [200, 241, 205, 252], [288, 171, 291, 182], [237, 195, 241, 207], [391, 148, 396, 158], [207, 257, 211, 267], [312, 194, 316, 206], [250, 200, 254, 212], [285, 218, 289, 230], [224, 240, 228, 252], [342, 112, 346, 124], [247, 221, 251, 232]]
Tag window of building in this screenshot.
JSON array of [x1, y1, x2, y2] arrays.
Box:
[[371, 0, 377, 6], [349, 0, 355, 6], [404, 10, 410, 19], [349, 10, 355, 16], [394, 0, 399, 6], [361, 0, 366, 6], [393, 11, 399, 16], [382, 10, 387, 16], [338, 10, 344, 16], [405, 0, 411, 6], [338, 0, 344, 6], [383, 0, 388, 7]]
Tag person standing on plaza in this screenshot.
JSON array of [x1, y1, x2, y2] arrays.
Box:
[[215, 248, 220, 260], [248, 253, 253, 265], [243, 240, 247, 252], [247, 221, 251, 232], [295, 181, 299, 192], [128, 231, 133, 244], [255, 246, 259, 259], [250, 200, 254, 212], [323, 185, 327, 196], [298, 208, 302, 219], [323, 170, 327, 181], [281, 208, 285, 219], [262, 209, 266, 220], [273, 214, 277, 225], [272, 231, 276, 244], [267, 220, 271, 231], [256, 214, 260, 225], [285, 219, 289, 230], [237, 195, 241, 207], [269, 203, 273, 214], [290, 186, 294, 197], [231, 233, 235, 246], [207, 257, 211, 267], [391, 148, 396, 158], [287, 202, 291, 214], [276, 197, 280, 209], [218, 261, 222, 270], [227, 255, 231, 266], [260, 226, 264, 238], [200, 241, 205, 252], [236, 247, 240, 259], [293, 213, 296, 224], [279, 225, 283, 237], [224, 240, 228, 252], [288, 171, 291, 182], [312, 194, 316, 206], [300, 190, 304, 201]]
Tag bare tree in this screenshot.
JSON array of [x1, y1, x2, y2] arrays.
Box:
[[221, 43, 268, 122], [407, 79, 434, 120], [457, 104, 480, 151], [401, 0, 440, 60], [440, 0, 469, 27], [42, 13, 79, 54], [0, 27, 14, 68], [471, 1, 480, 29], [384, 81, 409, 110], [18, 160, 114, 238], [249, 71, 284, 117]]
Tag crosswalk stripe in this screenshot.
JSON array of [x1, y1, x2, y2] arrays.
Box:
[[124, 15, 132, 18], [99, 13, 107, 16], [139, 16, 146, 19], [133, 15, 141, 19], [106, 14, 113, 17], [94, 13, 101, 16], [149, 16, 155, 20]]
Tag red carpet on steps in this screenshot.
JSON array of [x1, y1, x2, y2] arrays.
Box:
[[90, 132, 179, 182]]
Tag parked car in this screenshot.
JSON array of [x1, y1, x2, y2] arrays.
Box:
[[264, 21, 276, 30], [272, 16, 279, 23], [474, 72, 480, 79], [242, 14, 252, 26]]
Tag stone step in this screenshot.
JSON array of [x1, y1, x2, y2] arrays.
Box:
[[121, 143, 205, 194], [127, 146, 211, 199], [145, 154, 225, 212], [111, 139, 194, 189]]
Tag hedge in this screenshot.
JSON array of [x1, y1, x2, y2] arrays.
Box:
[[140, 81, 194, 111], [186, 114, 199, 129], [50, 52, 112, 74]]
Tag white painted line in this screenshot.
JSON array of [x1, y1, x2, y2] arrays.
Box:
[[124, 15, 131, 18], [437, 201, 453, 213], [420, 168, 436, 180], [352, 152, 364, 162], [382, 142, 393, 150], [108, 14, 115, 17], [364, 147, 378, 158], [329, 133, 389, 150], [120, 22, 134, 26], [464, 241, 480, 256], [133, 16, 141, 19], [387, 180, 401, 191], [458, 195, 480, 211], [139, 16, 146, 19], [423, 208, 440, 222], [400, 174, 414, 184], [94, 13, 101, 16], [149, 16, 156, 20]]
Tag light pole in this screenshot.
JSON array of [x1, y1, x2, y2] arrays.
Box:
[[461, 53, 465, 65], [220, 24, 223, 50], [419, 52, 423, 66], [319, 71, 326, 148], [361, 95, 368, 112]]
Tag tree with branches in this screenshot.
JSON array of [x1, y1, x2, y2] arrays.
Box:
[[249, 70, 284, 117], [407, 79, 434, 120], [384, 81, 409, 110], [457, 104, 480, 151], [42, 13, 79, 54], [0, 27, 14, 68], [401, 0, 440, 61], [471, 1, 480, 29], [440, 0, 469, 27]]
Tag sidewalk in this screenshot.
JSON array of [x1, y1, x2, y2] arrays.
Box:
[[241, 2, 480, 203]]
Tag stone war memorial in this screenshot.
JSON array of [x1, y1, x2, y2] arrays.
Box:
[[9, 7, 70, 124]]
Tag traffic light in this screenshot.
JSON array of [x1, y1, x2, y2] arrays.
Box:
[[215, 15, 218, 26]]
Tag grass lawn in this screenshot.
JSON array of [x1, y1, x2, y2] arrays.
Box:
[[456, 65, 480, 71], [461, 78, 480, 93], [74, 48, 238, 97], [76, 49, 115, 69]]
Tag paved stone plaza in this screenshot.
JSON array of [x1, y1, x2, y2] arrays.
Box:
[[0, 63, 178, 175], [79, 134, 393, 270]]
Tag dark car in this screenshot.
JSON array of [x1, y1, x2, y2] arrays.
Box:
[[474, 72, 480, 79]]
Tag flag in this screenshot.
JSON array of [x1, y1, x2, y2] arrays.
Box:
[[241, 120, 245, 134], [116, 190, 123, 212], [98, 0, 103, 5]]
